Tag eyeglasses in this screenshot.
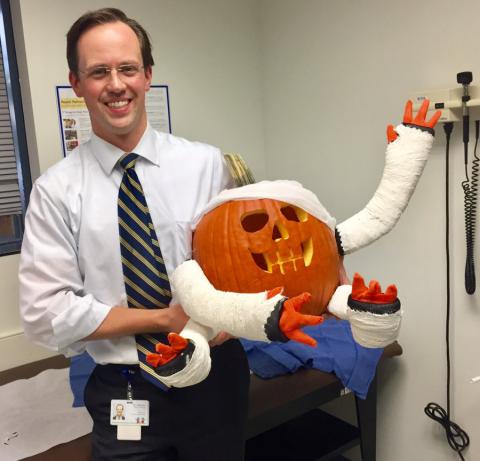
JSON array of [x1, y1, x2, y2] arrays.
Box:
[[78, 64, 144, 81]]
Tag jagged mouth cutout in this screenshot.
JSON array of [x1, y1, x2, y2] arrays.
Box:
[[240, 205, 313, 274]]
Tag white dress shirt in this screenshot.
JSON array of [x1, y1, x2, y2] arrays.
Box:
[[19, 125, 231, 364]]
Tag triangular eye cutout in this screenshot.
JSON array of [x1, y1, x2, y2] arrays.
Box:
[[241, 210, 268, 233], [281, 205, 308, 222], [281, 206, 299, 222]]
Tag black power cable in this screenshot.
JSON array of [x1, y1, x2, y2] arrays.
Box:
[[424, 121, 470, 460]]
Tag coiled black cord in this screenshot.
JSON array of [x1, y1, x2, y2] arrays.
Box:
[[424, 122, 470, 460], [461, 120, 479, 294], [424, 403, 469, 460]]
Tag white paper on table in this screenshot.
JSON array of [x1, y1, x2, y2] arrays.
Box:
[[0, 367, 92, 461]]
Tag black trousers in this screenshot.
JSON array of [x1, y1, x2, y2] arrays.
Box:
[[84, 339, 250, 461]]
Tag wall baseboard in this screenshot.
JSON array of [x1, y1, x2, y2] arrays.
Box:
[[0, 331, 56, 372]]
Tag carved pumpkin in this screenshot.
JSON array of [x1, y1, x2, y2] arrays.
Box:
[[192, 198, 340, 315]]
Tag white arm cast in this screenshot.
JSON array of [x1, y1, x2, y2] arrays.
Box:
[[162, 260, 285, 388], [171, 260, 284, 342], [157, 319, 214, 388], [337, 125, 434, 254], [327, 284, 352, 319]]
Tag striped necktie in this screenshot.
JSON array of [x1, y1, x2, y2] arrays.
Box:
[[118, 153, 172, 389]]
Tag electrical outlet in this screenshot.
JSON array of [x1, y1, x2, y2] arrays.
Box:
[[414, 85, 480, 123]]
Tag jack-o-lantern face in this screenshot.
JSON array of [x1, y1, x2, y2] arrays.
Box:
[[193, 198, 340, 315]]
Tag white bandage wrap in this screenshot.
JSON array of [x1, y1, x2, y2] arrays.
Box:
[[327, 284, 352, 319], [337, 125, 434, 254], [347, 309, 402, 349], [158, 319, 214, 388], [171, 260, 284, 342], [192, 180, 336, 231], [327, 284, 402, 348]]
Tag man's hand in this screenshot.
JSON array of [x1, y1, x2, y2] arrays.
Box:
[[387, 99, 442, 143], [321, 257, 350, 320], [162, 303, 189, 333], [209, 331, 233, 347], [84, 303, 189, 341], [338, 256, 350, 285]]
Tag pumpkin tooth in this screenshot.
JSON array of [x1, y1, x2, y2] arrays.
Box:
[[264, 253, 274, 272], [251, 244, 310, 273], [270, 263, 282, 275], [301, 238, 313, 267], [276, 249, 294, 264], [281, 260, 296, 274]]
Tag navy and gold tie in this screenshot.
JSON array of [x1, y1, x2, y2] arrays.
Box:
[[118, 153, 172, 388]]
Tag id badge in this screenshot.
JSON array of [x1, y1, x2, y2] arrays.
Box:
[[111, 399, 150, 426], [111, 399, 149, 441]]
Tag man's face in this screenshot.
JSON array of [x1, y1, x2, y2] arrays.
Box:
[[69, 21, 152, 148], [116, 404, 124, 417]]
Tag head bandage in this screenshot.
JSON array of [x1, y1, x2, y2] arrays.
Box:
[[193, 180, 336, 232]]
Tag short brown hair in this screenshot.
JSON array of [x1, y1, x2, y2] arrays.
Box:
[[66, 8, 154, 75]]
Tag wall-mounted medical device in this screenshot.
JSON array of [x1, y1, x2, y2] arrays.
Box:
[[414, 81, 480, 123], [415, 73, 479, 295]]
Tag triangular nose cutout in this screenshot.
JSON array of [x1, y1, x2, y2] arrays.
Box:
[[272, 221, 289, 241], [272, 225, 281, 240]]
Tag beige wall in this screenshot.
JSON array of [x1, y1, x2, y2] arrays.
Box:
[[260, 0, 480, 459], [0, 254, 54, 369]]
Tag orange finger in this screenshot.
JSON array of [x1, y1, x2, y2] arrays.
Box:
[[285, 329, 317, 347], [280, 311, 323, 332], [298, 313, 324, 327], [385, 284, 398, 300], [155, 342, 174, 354], [403, 100, 413, 124], [352, 273, 367, 297], [167, 332, 189, 352], [289, 292, 312, 311], [154, 354, 174, 366], [386, 124, 398, 143], [414, 99, 429, 124], [368, 280, 381, 296], [267, 286, 283, 299], [146, 353, 162, 367], [428, 110, 442, 128]]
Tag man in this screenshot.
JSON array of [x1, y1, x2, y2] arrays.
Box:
[[113, 403, 125, 421], [19, 8, 249, 461]]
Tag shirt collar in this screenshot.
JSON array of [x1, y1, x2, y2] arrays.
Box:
[[90, 124, 159, 175]]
